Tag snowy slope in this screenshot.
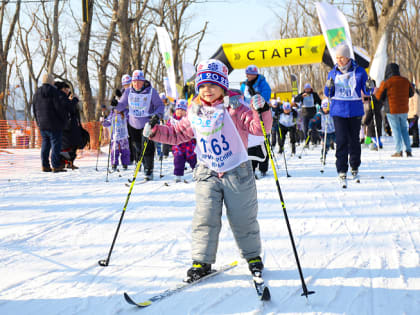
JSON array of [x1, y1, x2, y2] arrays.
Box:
[[0, 136, 419, 315]]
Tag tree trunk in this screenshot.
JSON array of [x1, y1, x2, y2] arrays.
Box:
[[77, 0, 94, 121], [95, 0, 118, 119], [47, 0, 60, 74], [116, 0, 131, 86], [0, 0, 21, 121]]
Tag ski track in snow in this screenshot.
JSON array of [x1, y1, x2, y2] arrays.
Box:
[[1, 138, 420, 315]]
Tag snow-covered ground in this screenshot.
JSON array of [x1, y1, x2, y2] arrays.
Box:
[[1, 136, 419, 315]]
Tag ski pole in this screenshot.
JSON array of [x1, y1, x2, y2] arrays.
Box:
[[258, 111, 314, 298], [159, 151, 164, 178], [95, 113, 105, 171], [298, 132, 311, 159], [370, 95, 384, 179], [98, 140, 149, 267], [278, 125, 291, 177], [105, 114, 118, 182], [320, 119, 328, 173]]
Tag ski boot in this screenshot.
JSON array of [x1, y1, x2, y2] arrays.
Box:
[[112, 165, 117, 171], [123, 165, 128, 170], [247, 256, 264, 276], [186, 261, 211, 282], [175, 176, 182, 183], [351, 168, 360, 183], [338, 172, 347, 188], [144, 172, 153, 181]]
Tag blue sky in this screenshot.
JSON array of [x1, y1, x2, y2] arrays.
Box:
[[187, 0, 279, 88]]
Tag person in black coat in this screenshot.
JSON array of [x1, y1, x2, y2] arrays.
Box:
[[55, 81, 81, 169], [32, 74, 68, 172], [362, 91, 383, 150]]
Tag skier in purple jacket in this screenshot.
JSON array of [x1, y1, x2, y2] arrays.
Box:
[[102, 109, 130, 170], [115, 70, 164, 180]]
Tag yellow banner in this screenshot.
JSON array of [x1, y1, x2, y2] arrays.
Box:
[[223, 35, 326, 69]]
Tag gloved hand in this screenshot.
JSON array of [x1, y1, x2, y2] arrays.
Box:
[[110, 98, 118, 107], [99, 117, 104, 123], [149, 114, 160, 128], [143, 123, 152, 138], [326, 78, 334, 89], [250, 94, 266, 111], [229, 95, 244, 109], [366, 79, 375, 92]]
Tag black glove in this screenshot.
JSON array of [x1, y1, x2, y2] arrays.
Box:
[[115, 88, 122, 98], [149, 114, 160, 128], [110, 98, 118, 107]]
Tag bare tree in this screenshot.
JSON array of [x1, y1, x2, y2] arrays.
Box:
[[363, 0, 407, 56], [0, 0, 21, 121], [114, 0, 149, 87], [90, 0, 119, 119], [77, 0, 95, 121], [393, 0, 420, 83]]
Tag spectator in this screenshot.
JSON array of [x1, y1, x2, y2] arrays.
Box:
[[55, 81, 81, 169], [375, 63, 414, 157], [32, 74, 68, 173]]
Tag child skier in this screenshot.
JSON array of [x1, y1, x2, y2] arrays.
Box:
[[278, 101, 298, 155], [143, 59, 273, 281], [167, 99, 197, 182], [309, 99, 336, 161], [102, 108, 130, 170]]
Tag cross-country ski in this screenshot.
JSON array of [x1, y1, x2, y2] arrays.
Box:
[[1, 1, 419, 314]]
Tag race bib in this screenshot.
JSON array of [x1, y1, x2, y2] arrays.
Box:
[[333, 70, 361, 101], [302, 93, 314, 108], [128, 90, 152, 118], [189, 103, 248, 172], [113, 114, 128, 140], [279, 113, 294, 127]]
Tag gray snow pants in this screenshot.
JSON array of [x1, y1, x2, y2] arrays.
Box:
[[192, 161, 262, 264]]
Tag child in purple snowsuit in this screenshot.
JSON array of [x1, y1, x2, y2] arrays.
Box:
[[167, 99, 197, 182], [102, 109, 130, 169]]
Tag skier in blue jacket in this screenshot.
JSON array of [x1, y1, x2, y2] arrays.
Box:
[[324, 43, 373, 185]]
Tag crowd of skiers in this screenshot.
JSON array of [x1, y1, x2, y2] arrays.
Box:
[[33, 42, 419, 282]]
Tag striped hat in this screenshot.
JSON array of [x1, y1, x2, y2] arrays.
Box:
[[132, 70, 145, 81], [175, 99, 188, 111], [321, 99, 329, 108], [283, 102, 291, 110], [245, 65, 258, 75], [195, 59, 229, 92], [121, 74, 132, 86]]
